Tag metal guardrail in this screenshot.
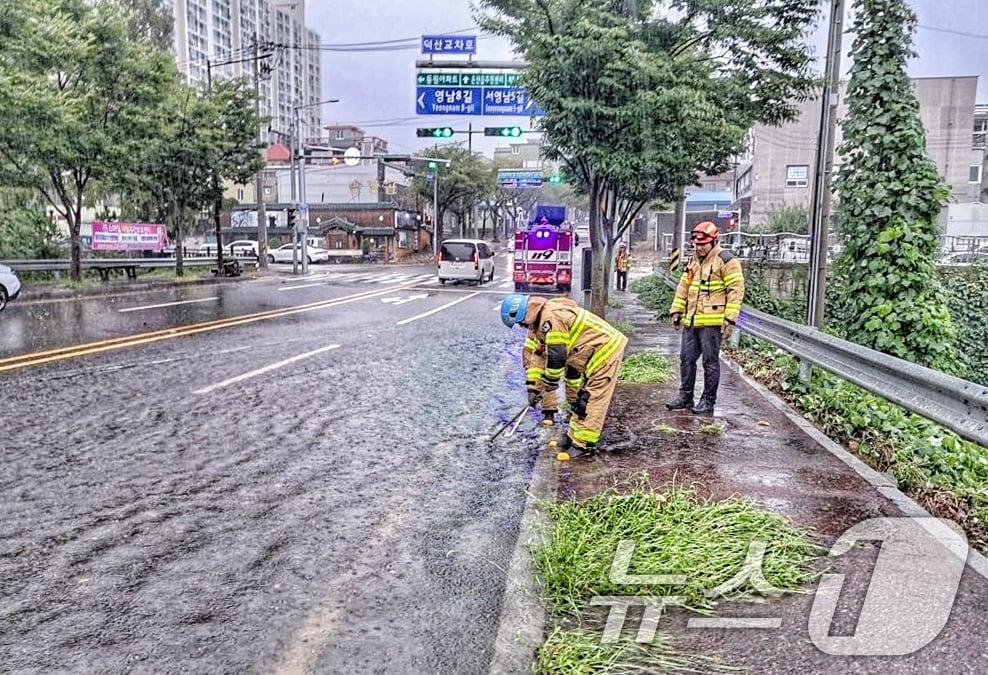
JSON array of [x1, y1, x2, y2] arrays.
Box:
[[2, 257, 256, 273], [656, 271, 988, 448]]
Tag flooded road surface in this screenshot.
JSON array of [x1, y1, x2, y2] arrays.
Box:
[[0, 269, 546, 672]]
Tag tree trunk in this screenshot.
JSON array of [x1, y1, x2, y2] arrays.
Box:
[[68, 191, 83, 280], [588, 184, 607, 317], [175, 203, 185, 277]]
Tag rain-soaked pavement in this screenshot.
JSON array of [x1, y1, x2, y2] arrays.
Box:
[[0, 257, 552, 672], [561, 291, 988, 674]]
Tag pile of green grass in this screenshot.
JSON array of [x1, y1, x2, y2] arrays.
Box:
[[618, 352, 672, 384], [535, 478, 819, 614], [533, 477, 819, 672]]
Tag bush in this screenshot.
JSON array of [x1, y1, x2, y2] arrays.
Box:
[[939, 265, 988, 386], [0, 207, 63, 258], [630, 274, 674, 318]]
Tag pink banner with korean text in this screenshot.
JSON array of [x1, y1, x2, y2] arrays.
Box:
[[91, 221, 169, 251]]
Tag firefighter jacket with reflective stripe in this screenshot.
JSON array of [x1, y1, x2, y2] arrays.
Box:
[[669, 245, 745, 328], [530, 298, 627, 387], [522, 298, 578, 393], [615, 251, 631, 272]]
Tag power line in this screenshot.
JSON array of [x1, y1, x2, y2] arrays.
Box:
[[917, 24, 988, 40]]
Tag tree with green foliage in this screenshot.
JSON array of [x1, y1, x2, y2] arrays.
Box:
[[115, 0, 174, 51], [831, 0, 960, 373], [762, 203, 810, 234], [0, 0, 176, 278], [411, 145, 496, 241], [122, 79, 264, 274], [478, 0, 818, 316]]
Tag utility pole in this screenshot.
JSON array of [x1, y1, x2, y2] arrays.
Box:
[[206, 60, 225, 274], [253, 31, 269, 270], [298, 107, 309, 276], [433, 170, 440, 257], [807, 0, 846, 327]]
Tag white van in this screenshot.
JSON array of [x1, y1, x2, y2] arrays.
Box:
[[437, 239, 496, 285]]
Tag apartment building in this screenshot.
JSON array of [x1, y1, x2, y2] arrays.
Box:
[[171, 0, 322, 139]]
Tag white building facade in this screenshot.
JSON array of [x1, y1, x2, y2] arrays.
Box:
[[171, 0, 322, 139]]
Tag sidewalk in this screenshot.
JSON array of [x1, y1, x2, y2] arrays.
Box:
[[556, 290, 988, 673]]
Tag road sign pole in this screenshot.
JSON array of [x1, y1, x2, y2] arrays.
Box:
[[433, 170, 439, 257]]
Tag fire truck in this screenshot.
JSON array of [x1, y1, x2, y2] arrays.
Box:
[[513, 205, 573, 292]]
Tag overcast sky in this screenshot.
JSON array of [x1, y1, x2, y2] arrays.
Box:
[[304, 0, 988, 157]]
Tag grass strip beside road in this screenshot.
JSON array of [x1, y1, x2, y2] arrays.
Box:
[[533, 475, 819, 673]]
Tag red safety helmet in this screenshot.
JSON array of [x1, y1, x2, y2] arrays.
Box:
[[690, 221, 719, 244]]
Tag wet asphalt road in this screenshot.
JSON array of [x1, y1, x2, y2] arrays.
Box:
[[0, 257, 553, 672]]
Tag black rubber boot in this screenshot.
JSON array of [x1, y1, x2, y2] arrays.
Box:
[[542, 410, 556, 426], [691, 398, 716, 415], [567, 443, 596, 459], [665, 393, 695, 411]]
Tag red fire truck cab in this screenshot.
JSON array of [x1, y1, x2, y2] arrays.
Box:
[[513, 205, 573, 293]]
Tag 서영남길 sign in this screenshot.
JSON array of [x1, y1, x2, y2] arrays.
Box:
[[91, 221, 169, 251]]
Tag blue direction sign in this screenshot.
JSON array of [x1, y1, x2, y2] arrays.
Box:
[[498, 170, 543, 189], [416, 86, 542, 117], [416, 86, 482, 115], [421, 35, 477, 55]]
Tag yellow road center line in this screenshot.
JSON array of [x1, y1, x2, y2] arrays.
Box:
[[0, 284, 412, 374]]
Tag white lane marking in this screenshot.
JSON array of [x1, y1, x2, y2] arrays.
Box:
[[396, 292, 481, 326], [277, 283, 326, 292], [118, 297, 219, 313], [381, 293, 429, 306], [498, 280, 513, 288], [193, 344, 341, 395]]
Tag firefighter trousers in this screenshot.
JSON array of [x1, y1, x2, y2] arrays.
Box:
[[568, 338, 628, 448], [679, 325, 722, 404]]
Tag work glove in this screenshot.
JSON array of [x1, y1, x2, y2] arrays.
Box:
[[672, 313, 682, 330], [722, 320, 735, 340], [571, 389, 590, 420], [528, 389, 541, 408]]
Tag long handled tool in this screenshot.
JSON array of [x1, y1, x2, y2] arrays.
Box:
[[489, 405, 530, 444]]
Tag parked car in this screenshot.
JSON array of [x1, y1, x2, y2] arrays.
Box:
[[0, 263, 22, 313], [225, 240, 259, 257], [267, 243, 330, 264], [437, 239, 496, 285]]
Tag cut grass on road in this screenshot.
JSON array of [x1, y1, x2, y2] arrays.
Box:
[[618, 352, 672, 384], [533, 475, 820, 673]]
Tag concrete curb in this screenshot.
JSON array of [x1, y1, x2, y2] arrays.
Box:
[[721, 355, 988, 582], [487, 444, 556, 674]]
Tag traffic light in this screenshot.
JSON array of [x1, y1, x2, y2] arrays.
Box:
[[287, 207, 297, 229], [416, 127, 454, 138], [547, 173, 564, 185], [484, 126, 523, 137], [428, 160, 438, 171]]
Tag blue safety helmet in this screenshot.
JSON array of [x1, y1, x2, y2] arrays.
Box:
[[500, 294, 529, 328]]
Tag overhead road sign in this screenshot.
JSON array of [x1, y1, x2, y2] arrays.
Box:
[[416, 84, 543, 116], [498, 170, 543, 189], [421, 35, 477, 55]]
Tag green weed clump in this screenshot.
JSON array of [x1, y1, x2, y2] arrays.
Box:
[[536, 627, 699, 675], [534, 477, 819, 614], [618, 352, 672, 384], [611, 320, 634, 337]]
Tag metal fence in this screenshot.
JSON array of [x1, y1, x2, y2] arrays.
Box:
[[2, 257, 256, 273], [657, 271, 988, 448], [662, 232, 988, 265]]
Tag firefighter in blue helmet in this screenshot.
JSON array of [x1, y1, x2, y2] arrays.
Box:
[[501, 294, 627, 458]]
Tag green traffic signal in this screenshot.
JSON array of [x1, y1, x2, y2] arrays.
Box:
[[416, 127, 455, 138], [547, 174, 563, 184], [501, 126, 522, 137], [428, 161, 438, 170], [433, 127, 453, 138]]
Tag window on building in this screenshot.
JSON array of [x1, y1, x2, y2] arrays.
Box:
[[786, 165, 809, 188], [237, 188, 244, 201], [511, 146, 519, 155], [335, 130, 345, 140], [970, 165, 983, 184]]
